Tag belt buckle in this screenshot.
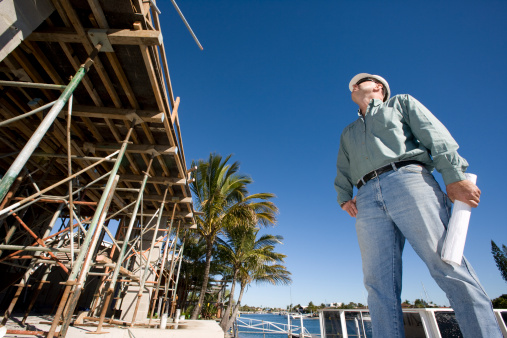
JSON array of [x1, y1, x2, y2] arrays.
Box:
[[370, 170, 378, 179]]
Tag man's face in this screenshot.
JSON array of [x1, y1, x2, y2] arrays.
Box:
[[351, 78, 378, 103]]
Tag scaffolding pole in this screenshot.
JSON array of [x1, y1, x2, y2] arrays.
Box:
[[47, 126, 132, 338], [93, 157, 154, 333], [0, 44, 102, 204]]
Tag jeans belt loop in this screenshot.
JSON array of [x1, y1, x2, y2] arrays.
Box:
[[391, 162, 397, 171]]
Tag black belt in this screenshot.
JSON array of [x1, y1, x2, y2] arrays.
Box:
[[356, 160, 424, 189]]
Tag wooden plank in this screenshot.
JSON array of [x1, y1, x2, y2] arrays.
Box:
[[151, 9, 175, 104], [58, 0, 122, 109], [0, 100, 57, 153], [122, 194, 192, 204], [87, 8, 140, 111], [23, 41, 66, 87], [85, 143, 177, 156], [54, 3, 160, 201], [26, 28, 162, 46], [131, 22, 185, 190], [107, 29, 162, 46], [128, 210, 194, 219], [88, 7, 165, 201], [149, 9, 189, 185], [80, 116, 104, 143], [70, 105, 164, 123], [119, 175, 187, 186], [86, 5, 166, 200], [48, 3, 141, 199], [10, 49, 56, 101], [134, 23, 166, 114], [59, 42, 104, 107], [170, 97, 180, 125]]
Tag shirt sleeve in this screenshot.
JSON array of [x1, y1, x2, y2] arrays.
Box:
[[335, 132, 354, 205], [400, 95, 468, 185]]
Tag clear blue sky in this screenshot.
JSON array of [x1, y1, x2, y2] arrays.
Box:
[[158, 0, 507, 308]]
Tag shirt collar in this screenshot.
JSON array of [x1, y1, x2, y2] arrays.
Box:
[[357, 99, 383, 116]]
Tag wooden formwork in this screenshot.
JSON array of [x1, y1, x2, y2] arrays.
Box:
[[0, 0, 198, 336]]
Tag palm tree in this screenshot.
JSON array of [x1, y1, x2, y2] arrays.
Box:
[[218, 226, 291, 331], [174, 234, 206, 314], [189, 153, 277, 319], [226, 263, 291, 331], [217, 225, 285, 329]]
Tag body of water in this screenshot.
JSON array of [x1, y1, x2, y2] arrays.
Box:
[[235, 313, 321, 338]]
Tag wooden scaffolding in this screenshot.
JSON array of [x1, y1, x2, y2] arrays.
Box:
[[0, 0, 198, 336]]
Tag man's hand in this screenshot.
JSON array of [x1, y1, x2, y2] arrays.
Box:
[[446, 180, 481, 208], [341, 197, 357, 217]]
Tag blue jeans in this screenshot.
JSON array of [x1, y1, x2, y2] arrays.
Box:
[[355, 164, 501, 338]]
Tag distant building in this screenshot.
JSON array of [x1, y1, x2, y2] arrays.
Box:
[[326, 303, 343, 308]]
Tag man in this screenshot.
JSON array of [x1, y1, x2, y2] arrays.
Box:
[[334, 73, 501, 337]]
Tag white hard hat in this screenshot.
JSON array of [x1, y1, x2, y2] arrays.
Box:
[[349, 73, 391, 101]]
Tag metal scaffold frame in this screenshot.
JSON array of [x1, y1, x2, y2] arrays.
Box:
[[0, 0, 199, 336]]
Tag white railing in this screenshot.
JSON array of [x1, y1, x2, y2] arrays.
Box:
[[319, 308, 507, 338], [235, 316, 314, 337]]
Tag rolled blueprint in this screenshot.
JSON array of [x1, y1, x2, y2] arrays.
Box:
[[441, 173, 477, 266]]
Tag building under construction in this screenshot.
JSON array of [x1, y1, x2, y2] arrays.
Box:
[[0, 0, 200, 336]]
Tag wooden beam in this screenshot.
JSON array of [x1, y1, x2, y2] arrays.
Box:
[[70, 105, 165, 123], [87, 8, 140, 111], [23, 41, 66, 87], [10, 50, 56, 101], [128, 210, 194, 219], [84, 143, 177, 156], [86, 4, 168, 200], [119, 175, 187, 186], [59, 41, 104, 107], [121, 194, 192, 204], [170, 97, 180, 125], [57, 0, 122, 108], [26, 28, 162, 46]]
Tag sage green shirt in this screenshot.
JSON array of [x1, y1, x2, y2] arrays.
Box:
[[335, 94, 468, 205]]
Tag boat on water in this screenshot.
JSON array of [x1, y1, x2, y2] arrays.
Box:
[[319, 307, 507, 338]]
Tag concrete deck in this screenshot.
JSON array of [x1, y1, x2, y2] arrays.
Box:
[[1, 315, 224, 338]]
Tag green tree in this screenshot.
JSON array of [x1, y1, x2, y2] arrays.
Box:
[[189, 153, 277, 319], [491, 240, 507, 283], [175, 235, 206, 313], [414, 299, 429, 308], [307, 301, 318, 313], [224, 243, 291, 331], [217, 225, 282, 329], [492, 295, 507, 309]]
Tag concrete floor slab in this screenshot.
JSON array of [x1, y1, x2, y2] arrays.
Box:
[[2, 315, 224, 338]]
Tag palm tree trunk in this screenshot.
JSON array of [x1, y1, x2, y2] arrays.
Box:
[[191, 240, 213, 319], [219, 269, 238, 329], [225, 282, 246, 332]]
